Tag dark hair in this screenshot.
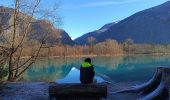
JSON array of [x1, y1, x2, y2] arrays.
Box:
[[84, 58, 91, 63]]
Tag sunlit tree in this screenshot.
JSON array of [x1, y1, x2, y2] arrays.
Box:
[[123, 38, 134, 54], [87, 37, 96, 54], [0, 0, 61, 81]]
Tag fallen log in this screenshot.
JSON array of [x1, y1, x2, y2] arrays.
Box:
[[142, 82, 169, 100], [49, 83, 107, 100], [115, 67, 170, 99]]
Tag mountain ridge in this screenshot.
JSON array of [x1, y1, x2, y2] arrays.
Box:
[[75, 1, 170, 45], [74, 22, 118, 45], [0, 6, 75, 45]]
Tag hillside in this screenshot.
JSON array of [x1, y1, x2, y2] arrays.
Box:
[[75, 22, 117, 45], [0, 6, 74, 45], [75, 1, 170, 45]]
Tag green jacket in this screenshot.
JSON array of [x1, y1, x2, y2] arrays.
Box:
[[81, 62, 92, 68], [80, 62, 95, 84]]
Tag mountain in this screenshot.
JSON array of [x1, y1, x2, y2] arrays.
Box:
[[59, 29, 75, 45], [75, 1, 170, 45], [0, 6, 74, 45], [29, 20, 74, 45], [75, 22, 118, 45]]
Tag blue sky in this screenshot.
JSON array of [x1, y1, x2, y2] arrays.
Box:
[[0, 0, 169, 39]]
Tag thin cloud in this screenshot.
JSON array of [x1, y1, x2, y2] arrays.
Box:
[[83, 0, 144, 7], [62, 0, 151, 9]]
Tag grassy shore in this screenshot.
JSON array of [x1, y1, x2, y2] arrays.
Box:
[[17, 53, 170, 59]]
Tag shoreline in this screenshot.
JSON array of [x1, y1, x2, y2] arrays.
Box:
[[0, 81, 142, 100], [19, 53, 170, 59]]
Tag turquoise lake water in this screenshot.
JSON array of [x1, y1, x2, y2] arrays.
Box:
[[20, 55, 170, 83]]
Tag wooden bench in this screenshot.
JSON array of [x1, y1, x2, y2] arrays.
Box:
[[49, 83, 107, 100]]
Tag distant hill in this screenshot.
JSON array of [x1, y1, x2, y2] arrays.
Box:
[[29, 20, 74, 45], [75, 1, 170, 45], [0, 6, 74, 45], [74, 22, 118, 45], [59, 29, 75, 45]]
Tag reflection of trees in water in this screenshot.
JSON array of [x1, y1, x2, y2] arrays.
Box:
[[93, 56, 124, 71], [123, 55, 170, 66], [20, 66, 64, 82], [19, 56, 170, 82], [92, 56, 170, 82], [33, 58, 83, 68], [27, 57, 124, 82], [20, 58, 84, 82], [113, 55, 170, 73]]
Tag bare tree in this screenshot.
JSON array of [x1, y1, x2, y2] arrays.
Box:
[[87, 37, 96, 54], [123, 38, 134, 54], [0, 0, 61, 81], [94, 39, 122, 55]]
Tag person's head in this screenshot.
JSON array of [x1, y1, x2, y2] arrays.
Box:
[[84, 58, 91, 63]]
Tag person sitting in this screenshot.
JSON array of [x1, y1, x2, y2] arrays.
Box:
[[80, 58, 95, 84]]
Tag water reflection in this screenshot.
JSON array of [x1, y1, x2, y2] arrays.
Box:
[[20, 55, 170, 83], [56, 67, 105, 83]]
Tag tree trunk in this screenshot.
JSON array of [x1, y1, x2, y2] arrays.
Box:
[[116, 67, 170, 99], [7, 54, 14, 81]]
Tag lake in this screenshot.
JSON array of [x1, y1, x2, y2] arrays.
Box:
[[19, 55, 170, 83]]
